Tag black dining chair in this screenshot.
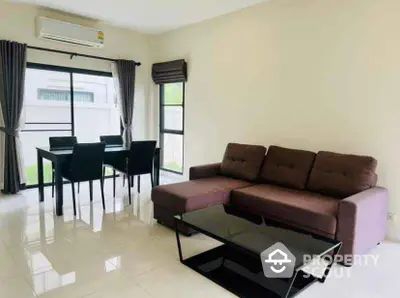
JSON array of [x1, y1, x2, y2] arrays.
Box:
[[61, 142, 106, 216], [99, 135, 126, 197], [100, 135, 123, 147], [49, 136, 78, 198], [114, 140, 157, 204]]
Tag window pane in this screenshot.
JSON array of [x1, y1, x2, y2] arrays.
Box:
[[163, 83, 183, 105], [73, 73, 119, 142], [163, 106, 183, 131], [24, 69, 72, 123], [162, 133, 183, 173]]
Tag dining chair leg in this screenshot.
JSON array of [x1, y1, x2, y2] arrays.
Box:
[[78, 182, 80, 193], [137, 175, 141, 193], [150, 173, 154, 188], [122, 175, 125, 187], [100, 178, 105, 211], [51, 171, 55, 198], [71, 182, 77, 216], [127, 175, 132, 205], [113, 170, 116, 198], [89, 180, 93, 202]]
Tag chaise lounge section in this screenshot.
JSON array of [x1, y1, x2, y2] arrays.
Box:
[[152, 143, 266, 234], [151, 143, 388, 265]]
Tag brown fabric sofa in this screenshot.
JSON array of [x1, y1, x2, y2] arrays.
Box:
[[152, 143, 388, 265]]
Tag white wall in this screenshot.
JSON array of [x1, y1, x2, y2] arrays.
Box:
[[150, 0, 400, 240], [0, 0, 152, 187]]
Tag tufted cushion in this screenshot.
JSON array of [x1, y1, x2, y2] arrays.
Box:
[[259, 146, 316, 190], [220, 143, 267, 181], [307, 151, 378, 197]]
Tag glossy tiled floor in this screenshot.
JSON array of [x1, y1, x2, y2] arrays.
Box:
[[0, 175, 399, 298]]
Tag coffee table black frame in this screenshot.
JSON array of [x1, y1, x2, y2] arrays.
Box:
[[174, 205, 342, 298]]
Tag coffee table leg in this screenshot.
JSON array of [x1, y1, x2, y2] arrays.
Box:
[[319, 243, 342, 283], [37, 151, 44, 202], [175, 219, 184, 262], [281, 243, 342, 297], [54, 160, 64, 216]]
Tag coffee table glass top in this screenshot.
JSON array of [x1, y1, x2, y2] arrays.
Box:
[[176, 205, 340, 270]]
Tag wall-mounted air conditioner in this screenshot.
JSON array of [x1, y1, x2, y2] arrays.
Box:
[[36, 17, 104, 48]]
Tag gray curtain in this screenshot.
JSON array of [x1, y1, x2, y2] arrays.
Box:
[[0, 41, 27, 194], [112, 60, 137, 146]]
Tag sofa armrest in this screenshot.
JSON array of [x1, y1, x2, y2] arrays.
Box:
[[189, 163, 221, 180], [337, 187, 388, 262]]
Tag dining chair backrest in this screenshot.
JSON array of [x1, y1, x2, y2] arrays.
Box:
[[100, 135, 123, 147], [49, 136, 77, 150], [127, 141, 157, 175], [70, 142, 106, 181]]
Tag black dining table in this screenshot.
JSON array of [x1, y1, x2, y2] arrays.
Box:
[[36, 146, 161, 216]]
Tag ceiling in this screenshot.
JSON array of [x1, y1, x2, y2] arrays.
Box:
[[11, 0, 269, 34]]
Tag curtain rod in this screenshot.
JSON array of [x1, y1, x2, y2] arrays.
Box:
[[27, 45, 141, 66]]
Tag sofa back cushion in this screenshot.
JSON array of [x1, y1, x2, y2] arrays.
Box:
[[259, 146, 316, 190], [307, 151, 378, 197], [220, 143, 267, 181]]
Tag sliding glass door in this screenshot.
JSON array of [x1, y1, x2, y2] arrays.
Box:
[[21, 64, 118, 187]]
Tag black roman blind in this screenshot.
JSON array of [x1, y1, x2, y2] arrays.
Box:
[[152, 59, 187, 84]]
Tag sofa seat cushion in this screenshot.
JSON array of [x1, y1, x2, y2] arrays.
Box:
[[231, 184, 340, 236], [307, 151, 378, 197], [259, 146, 316, 190], [220, 143, 267, 181], [151, 176, 253, 214]]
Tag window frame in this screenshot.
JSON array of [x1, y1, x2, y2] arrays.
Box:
[[159, 82, 185, 175]]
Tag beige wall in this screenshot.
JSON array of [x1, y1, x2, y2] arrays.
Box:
[[150, 0, 400, 239], [0, 0, 152, 187]]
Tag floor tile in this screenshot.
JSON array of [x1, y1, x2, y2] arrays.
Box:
[[0, 248, 23, 279], [0, 276, 37, 298], [134, 263, 211, 298], [0, 175, 398, 298], [81, 274, 153, 298]]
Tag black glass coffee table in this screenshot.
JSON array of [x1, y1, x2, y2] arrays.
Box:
[[174, 205, 341, 298]]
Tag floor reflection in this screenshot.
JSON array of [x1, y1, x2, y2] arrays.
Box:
[[29, 251, 76, 295], [0, 176, 178, 297]]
